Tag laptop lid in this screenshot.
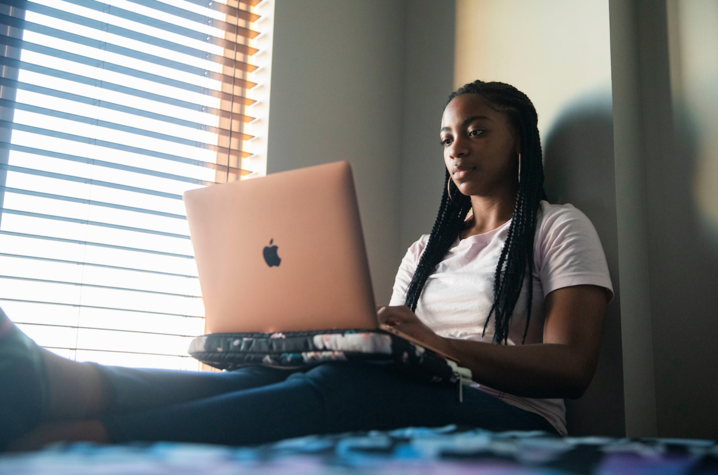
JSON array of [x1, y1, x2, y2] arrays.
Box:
[[183, 161, 377, 334]]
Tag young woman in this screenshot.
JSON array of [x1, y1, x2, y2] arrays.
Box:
[[0, 80, 612, 451]]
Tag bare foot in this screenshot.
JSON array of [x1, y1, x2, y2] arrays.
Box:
[[7, 420, 109, 452], [42, 350, 111, 420]]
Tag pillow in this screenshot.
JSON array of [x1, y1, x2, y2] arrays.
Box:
[[189, 329, 472, 389]]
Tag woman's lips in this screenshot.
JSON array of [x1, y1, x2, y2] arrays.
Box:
[[453, 168, 474, 180]]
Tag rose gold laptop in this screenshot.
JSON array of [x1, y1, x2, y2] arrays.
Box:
[[183, 161, 455, 360], [183, 161, 376, 334]]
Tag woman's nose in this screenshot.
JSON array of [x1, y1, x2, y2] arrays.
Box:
[[448, 137, 468, 158]]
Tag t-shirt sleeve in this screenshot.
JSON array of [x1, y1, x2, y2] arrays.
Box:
[[388, 236, 429, 306], [536, 205, 614, 301]]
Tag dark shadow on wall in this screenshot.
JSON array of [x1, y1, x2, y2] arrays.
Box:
[[646, 102, 718, 439], [542, 100, 626, 437]]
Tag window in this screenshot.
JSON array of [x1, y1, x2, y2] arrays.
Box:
[[0, 0, 274, 370]]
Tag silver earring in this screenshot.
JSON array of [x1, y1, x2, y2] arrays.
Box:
[[518, 153, 522, 184], [447, 178, 454, 202]]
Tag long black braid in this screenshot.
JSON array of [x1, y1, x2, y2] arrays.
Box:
[[404, 80, 547, 344]]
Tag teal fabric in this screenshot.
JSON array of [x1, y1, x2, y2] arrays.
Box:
[[1, 427, 716, 474], [0, 307, 48, 450]]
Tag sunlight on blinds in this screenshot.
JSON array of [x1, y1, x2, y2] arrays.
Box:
[[0, 0, 274, 370]]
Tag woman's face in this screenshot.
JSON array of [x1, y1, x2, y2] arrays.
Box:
[[440, 94, 519, 198]]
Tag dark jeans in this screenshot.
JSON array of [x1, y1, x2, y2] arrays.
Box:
[[98, 362, 559, 446]]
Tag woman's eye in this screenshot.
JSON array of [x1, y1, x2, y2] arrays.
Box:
[[469, 129, 483, 137], [440, 138, 452, 146]]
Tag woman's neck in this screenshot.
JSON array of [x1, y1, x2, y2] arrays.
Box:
[[461, 192, 516, 238]]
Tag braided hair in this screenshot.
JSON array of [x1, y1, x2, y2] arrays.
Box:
[[404, 80, 547, 344]]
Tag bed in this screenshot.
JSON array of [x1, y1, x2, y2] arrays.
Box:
[[2, 425, 716, 474]]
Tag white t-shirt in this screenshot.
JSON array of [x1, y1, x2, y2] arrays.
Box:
[[389, 201, 614, 436]]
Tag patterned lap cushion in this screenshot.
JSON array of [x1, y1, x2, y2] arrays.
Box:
[[188, 329, 471, 386]]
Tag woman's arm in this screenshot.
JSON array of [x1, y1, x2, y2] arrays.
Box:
[[377, 284, 607, 399]]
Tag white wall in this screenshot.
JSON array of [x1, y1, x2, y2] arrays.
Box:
[[399, 2, 457, 253], [267, 0, 407, 305], [455, 0, 612, 139], [268, 0, 457, 306]]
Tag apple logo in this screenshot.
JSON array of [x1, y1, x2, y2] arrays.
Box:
[[263, 239, 281, 267]]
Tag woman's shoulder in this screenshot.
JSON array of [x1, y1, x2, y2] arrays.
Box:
[[536, 201, 596, 237], [534, 200, 606, 264], [534, 201, 614, 300], [534, 200, 605, 264], [415, 234, 432, 253], [402, 234, 431, 264], [538, 200, 588, 221]]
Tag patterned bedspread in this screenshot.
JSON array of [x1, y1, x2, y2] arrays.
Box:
[[1, 426, 717, 474]]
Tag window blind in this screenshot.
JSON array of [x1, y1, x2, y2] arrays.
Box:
[[0, 0, 273, 370]]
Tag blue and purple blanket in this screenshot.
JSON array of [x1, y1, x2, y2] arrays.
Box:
[[2, 426, 717, 474]]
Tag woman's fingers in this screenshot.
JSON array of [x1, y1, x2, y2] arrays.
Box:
[[376, 305, 415, 326], [376, 306, 393, 324], [375, 306, 448, 353], [376, 306, 399, 325]]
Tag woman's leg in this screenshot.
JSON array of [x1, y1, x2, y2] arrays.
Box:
[[101, 362, 558, 447], [302, 362, 558, 436], [0, 309, 48, 449], [2, 306, 293, 449], [1, 308, 112, 428], [98, 365, 294, 415], [5, 301, 556, 449], [8, 365, 293, 451]]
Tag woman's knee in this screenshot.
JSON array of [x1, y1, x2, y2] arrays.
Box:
[[290, 363, 412, 406], [299, 362, 390, 386], [225, 365, 292, 383]]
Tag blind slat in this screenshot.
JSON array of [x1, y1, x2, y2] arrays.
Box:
[[122, 0, 260, 38], [1, 162, 187, 199], [182, 0, 262, 10], [0, 208, 191, 239], [1, 298, 202, 318], [0, 230, 194, 259], [0, 13, 259, 82], [0, 56, 255, 117], [0, 78, 255, 139], [2, 100, 254, 152], [0, 144, 216, 187], [37, 345, 193, 358], [0, 0, 259, 66], [0, 232, 198, 275], [181, 0, 260, 23], [1, 0, 259, 55], [32, 0, 259, 41], [15, 321, 198, 339], [2, 216, 193, 255], [0, 252, 197, 279], [1, 187, 187, 219], [1, 121, 251, 170], [0, 275, 201, 299], [3, 98, 254, 146], [0, 34, 258, 99]]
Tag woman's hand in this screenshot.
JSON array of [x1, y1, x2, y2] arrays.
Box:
[[376, 305, 452, 356]]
